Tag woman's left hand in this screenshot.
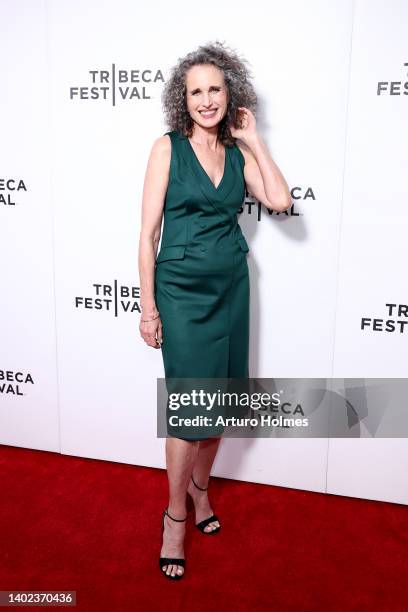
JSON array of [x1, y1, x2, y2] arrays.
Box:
[[229, 107, 257, 142]]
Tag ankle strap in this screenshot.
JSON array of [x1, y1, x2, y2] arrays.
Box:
[[165, 508, 187, 522], [191, 475, 208, 491]]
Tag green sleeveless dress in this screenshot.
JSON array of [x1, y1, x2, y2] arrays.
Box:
[[154, 130, 250, 439]]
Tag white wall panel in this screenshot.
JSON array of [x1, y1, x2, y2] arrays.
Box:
[[329, 0, 408, 504], [0, 0, 60, 451]]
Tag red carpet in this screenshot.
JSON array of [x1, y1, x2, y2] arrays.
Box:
[[0, 444, 406, 611]]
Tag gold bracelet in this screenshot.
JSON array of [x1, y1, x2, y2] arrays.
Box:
[[141, 312, 160, 322]]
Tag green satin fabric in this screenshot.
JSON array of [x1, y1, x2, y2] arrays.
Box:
[[154, 130, 250, 439]]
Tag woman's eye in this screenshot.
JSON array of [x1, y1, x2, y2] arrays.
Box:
[[191, 88, 220, 95]]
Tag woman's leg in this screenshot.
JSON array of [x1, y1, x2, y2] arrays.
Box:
[[187, 436, 222, 532], [160, 437, 199, 577]]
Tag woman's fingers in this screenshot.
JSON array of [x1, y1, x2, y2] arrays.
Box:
[[156, 322, 163, 347], [139, 319, 163, 348], [145, 331, 160, 348]]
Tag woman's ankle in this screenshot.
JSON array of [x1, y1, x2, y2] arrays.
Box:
[[166, 504, 187, 519]]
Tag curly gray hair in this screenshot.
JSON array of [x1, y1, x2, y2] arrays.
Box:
[[161, 40, 257, 146]]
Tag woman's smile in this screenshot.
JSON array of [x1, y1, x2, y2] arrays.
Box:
[[198, 108, 218, 119]]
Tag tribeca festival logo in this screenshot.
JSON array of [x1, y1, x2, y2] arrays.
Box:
[[377, 62, 408, 95], [69, 65, 165, 105], [361, 303, 408, 334], [75, 281, 141, 316], [0, 178, 27, 206], [239, 185, 315, 221], [0, 369, 34, 396]]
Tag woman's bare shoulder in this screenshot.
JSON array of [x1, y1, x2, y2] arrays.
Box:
[[147, 134, 172, 172], [151, 133, 171, 154]]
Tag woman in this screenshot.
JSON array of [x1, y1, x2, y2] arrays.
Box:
[[138, 41, 291, 580]]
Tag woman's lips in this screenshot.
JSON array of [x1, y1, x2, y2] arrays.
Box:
[[199, 109, 217, 118]]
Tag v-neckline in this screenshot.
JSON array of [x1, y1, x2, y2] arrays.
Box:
[[186, 137, 228, 192]]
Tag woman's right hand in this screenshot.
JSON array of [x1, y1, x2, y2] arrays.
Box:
[[139, 313, 163, 348]]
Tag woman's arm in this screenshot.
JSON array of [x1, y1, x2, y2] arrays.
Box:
[[138, 134, 171, 348], [238, 137, 292, 213], [231, 107, 292, 213]]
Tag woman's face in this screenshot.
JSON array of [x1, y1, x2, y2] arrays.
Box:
[[185, 64, 229, 130]]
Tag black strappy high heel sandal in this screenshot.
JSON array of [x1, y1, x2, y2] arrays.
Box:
[[188, 475, 221, 535], [159, 508, 187, 580]]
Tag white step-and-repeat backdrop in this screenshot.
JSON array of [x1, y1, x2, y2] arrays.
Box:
[[1, 0, 407, 505]]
